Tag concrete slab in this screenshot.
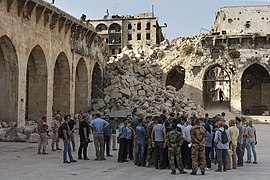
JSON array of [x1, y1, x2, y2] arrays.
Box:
[[0, 124, 269, 180]]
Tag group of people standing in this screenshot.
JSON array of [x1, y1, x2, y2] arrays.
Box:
[[116, 110, 258, 175], [36, 109, 258, 176]]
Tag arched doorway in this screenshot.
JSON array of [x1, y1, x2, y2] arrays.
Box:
[[26, 45, 47, 121], [165, 66, 185, 91], [203, 65, 231, 110], [53, 52, 70, 115], [91, 63, 103, 100], [241, 63, 270, 115], [75, 58, 88, 113], [0, 36, 18, 123]]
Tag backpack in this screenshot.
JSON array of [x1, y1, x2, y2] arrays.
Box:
[[58, 124, 63, 139], [219, 129, 228, 144]]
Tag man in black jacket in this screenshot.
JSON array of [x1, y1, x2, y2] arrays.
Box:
[[78, 114, 90, 160]]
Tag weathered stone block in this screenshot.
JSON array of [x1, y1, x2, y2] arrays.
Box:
[[138, 90, 146, 96], [16, 133, 26, 142], [98, 100, 106, 108], [29, 133, 39, 143], [120, 89, 131, 97], [2, 122, 8, 128]]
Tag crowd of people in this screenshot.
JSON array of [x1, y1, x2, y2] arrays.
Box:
[[36, 109, 258, 175]]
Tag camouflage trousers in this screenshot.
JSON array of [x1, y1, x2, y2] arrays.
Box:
[[168, 145, 184, 171], [146, 143, 154, 164], [191, 143, 206, 173]]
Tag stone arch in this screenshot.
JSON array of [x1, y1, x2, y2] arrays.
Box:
[[165, 66, 185, 91], [53, 52, 70, 115], [203, 65, 231, 110], [96, 23, 108, 32], [26, 45, 47, 121], [109, 23, 121, 32], [91, 62, 103, 100], [0, 35, 18, 123], [75, 58, 88, 113], [241, 63, 270, 115]]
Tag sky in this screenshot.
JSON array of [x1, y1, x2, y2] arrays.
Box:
[[45, 0, 270, 40]]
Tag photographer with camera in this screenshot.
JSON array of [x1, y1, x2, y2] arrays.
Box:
[[78, 114, 91, 160]]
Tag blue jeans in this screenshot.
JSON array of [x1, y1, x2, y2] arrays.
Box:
[[63, 139, 74, 162], [246, 138, 257, 162], [135, 142, 146, 166], [236, 143, 243, 166], [217, 149, 227, 171]]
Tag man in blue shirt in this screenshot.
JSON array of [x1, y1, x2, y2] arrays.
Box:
[[90, 113, 109, 161], [135, 118, 146, 166], [118, 118, 128, 163]]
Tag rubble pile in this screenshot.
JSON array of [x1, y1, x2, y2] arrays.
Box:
[[92, 35, 205, 116], [0, 121, 37, 142]]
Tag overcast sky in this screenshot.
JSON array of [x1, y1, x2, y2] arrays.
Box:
[[45, 0, 270, 40]]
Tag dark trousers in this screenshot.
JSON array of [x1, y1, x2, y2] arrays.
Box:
[[205, 146, 212, 168], [217, 149, 228, 171], [78, 139, 88, 159], [236, 143, 243, 166], [126, 139, 133, 160], [154, 141, 165, 168], [182, 141, 192, 168], [118, 138, 127, 162], [104, 135, 111, 156]]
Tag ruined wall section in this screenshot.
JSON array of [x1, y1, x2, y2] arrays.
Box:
[[213, 6, 270, 35], [0, 0, 107, 127]]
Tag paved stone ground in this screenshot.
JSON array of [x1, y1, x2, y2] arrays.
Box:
[[0, 124, 269, 180]]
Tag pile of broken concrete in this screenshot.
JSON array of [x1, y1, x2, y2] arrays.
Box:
[[0, 121, 39, 142], [92, 37, 205, 116]]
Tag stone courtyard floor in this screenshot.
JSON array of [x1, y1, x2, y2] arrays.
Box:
[[0, 124, 269, 180]]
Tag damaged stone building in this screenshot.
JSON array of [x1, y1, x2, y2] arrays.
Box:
[[170, 5, 270, 115], [0, 0, 107, 128], [90, 11, 165, 57], [1, 1, 270, 137], [92, 5, 270, 117]]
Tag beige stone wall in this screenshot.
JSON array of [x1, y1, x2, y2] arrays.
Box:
[[0, 0, 107, 127]]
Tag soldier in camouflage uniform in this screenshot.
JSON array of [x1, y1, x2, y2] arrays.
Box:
[[167, 123, 187, 175], [190, 118, 207, 175], [146, 116, 157, 167]]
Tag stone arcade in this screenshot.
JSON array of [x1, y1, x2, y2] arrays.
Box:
[[0, 0, 107, 128]]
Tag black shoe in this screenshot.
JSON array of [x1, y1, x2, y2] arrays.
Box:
[[70, 160, 77, 163], [118, 160, 123, 163], [123, 159, 128, 162], [201, 171, 205, 175], [215, 169, 222, 172], [102, 158, 106, 160], [63, 161, 70, 163], [113, 149, 117, 151], [107, 154, 113, 157], [171, 169, 176, 175], [84, 158, 90, 160], [78, 157, 83, 160], [155, 166, 159, 169], [95, 158, 101, 161], [190, 172, 197, 175], [253, 161, 257, 164], [246, 161, 251, 163], [180, 170, 187, 174]]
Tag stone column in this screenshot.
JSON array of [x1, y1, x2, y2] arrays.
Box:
[[17, 53, 27, 128]]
